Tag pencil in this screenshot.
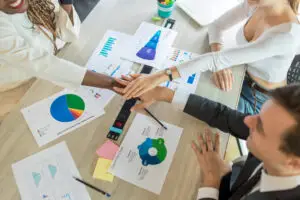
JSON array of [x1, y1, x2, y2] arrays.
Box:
[[73, 177, 111, 198], [144, 108, 168, 130]]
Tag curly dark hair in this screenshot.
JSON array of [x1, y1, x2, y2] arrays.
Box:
[[27, 0, 57, 53]]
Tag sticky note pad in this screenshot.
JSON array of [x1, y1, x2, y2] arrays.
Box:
[[96, 140, 119, 160], [93, 158, 114, 182]]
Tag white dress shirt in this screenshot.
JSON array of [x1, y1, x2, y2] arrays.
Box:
[[171, 91, 300, 199], [176, 0, 300, 83], [0, 2, 87, 92]]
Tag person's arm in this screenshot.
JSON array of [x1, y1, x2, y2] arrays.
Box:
[[172, 89, 249, 140], [208, 1, 251, 47], [120, 27, 298, 99], [0, 17, 116, 90], [175, 31, 298, 78], [138, 86, 250, 140], [56, 0, 80, 42]]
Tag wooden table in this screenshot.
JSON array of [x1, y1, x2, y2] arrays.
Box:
[[0, 0, 245, 199]]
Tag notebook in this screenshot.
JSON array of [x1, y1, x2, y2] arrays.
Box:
[[177, 0, 241, 26]]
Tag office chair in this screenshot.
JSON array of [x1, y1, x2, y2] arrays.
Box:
[[287, 54, 300, 84]]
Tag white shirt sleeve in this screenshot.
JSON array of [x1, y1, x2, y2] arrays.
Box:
[[0, 17, 87, 89], [171, 88, 190, 111], [177, 32, 297, 78], [208, 1, 251, 45], [197, 187, 219, 200], [56, 5, 81, 42]]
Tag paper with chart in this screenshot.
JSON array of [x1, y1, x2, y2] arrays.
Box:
[[84, 30, 133, 108], [160, 48, 201, 93], [12, 142, 91, 200], [121, 22, 177, 68], [109, 114, 183, 194], [22, 89, 105, 147]]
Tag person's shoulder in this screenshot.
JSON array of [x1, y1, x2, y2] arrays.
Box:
[[268, 22, 300, 35], [0, 11, 9, 19]]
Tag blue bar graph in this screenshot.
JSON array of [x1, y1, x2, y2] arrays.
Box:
[[110, 65, 120, 76], [99, 37, 117, 57]]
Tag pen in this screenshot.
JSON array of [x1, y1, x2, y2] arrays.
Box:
[[73, 177, 111, 198], [144, 108, 168, 130]]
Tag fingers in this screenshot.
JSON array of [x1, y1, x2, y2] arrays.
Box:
[[131, 84, 144, 98], [134, 87, 151, 98], [226, 69, 233, 91], [123, 80, 141, 99], [214, 70, 234, 91], [113, 87, 124, 94], [223, 70, 230, 91], [212, 73, 221, 89], [191, 141, 202, 158], [197, 134, 207, 153], [205, 129, 213, 151], [115, 78, 129, 87], [215, 133, 221, 154], [130, 74, 141, 78], [217, 72, 226, 91], [121, 75, 133, 82]]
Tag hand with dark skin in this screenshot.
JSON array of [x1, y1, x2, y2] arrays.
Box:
[[82, 70, 124, 91]]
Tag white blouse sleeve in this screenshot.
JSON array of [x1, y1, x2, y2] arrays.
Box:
[[208, 1, 251, 45], [177, 32, 298, 77], [0, 17, 87, 89], [55, 5, 81, 42]]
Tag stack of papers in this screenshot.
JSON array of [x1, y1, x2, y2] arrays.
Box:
[[92, 140, 120, 182], [12, 142, 91, 200]]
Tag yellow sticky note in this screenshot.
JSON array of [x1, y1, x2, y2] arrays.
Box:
[[93, 158, 114, 182]]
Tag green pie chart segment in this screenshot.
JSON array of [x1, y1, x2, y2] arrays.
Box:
[[50, 94, 85, 122]]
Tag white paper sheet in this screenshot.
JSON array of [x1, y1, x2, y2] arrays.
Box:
[[109, 113, 183, 194], [12, 142, 91, 200], [84, 30, 134, 108], [120, 22, 177, 68], [160, 48, 201, 93], [22, 89, 105, 147]]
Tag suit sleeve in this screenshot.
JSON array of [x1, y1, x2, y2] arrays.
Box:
[[183, 94, 249, 140]]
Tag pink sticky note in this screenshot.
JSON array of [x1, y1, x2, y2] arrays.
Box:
[[96, 140, 119, 160]]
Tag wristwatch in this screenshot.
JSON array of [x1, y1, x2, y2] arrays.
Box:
[[164, 68, 173, 81], [59, 0, 73, 5]]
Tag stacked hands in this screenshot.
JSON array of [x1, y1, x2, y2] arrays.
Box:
[[114, 74, 232, 188]]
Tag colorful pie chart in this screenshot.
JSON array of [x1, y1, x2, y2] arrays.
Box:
[[137, 138, 167, 166], [50, 94, 85, 122]]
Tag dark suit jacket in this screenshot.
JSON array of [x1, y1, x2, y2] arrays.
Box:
[[183, 94, 300, 200]]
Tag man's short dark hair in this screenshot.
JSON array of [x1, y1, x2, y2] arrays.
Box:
[[270, 83, 300, 157]]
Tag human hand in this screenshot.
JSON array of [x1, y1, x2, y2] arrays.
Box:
[[113, 75, 174, 111], [212, 69, 234, 91], [191, 129, 232, 188], [115, 72, 168, 100]]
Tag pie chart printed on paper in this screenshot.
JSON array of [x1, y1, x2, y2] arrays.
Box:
[[50, 94, 85, 122]]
